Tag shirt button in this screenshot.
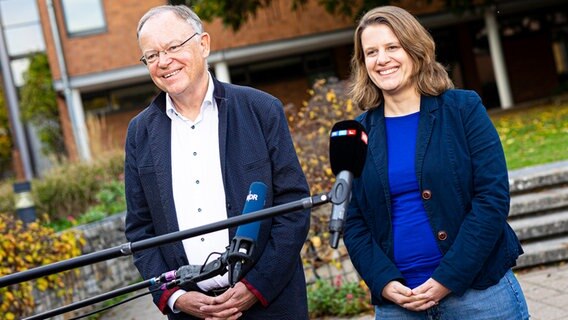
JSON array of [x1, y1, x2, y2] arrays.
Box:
[[437, 231, 448, 241], [196, 180, 200, 184], [201, 238, 205, 242], [422, 189, 432, 200], [193, 152, 197, 156], [191, 125, 195, 129], [197, 208, 202, 212]]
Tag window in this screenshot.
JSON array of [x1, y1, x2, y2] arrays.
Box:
[[0, 0, 45, 86], [83, 83, 159, 115], [303, 52, 335, 85], [0, 0, 45, 57], [0, 0, 40, 27], [4, 24, 45, 56], [61, 0, 106, 36], [10, 58, 30, 87], [230, 51, 337, 86]]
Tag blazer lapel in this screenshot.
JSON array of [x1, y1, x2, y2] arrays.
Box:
[[367, 108, 390, 202], [213, 78, 229, 197], [146, 97, 185, 257], [415, 95, 438, 187]]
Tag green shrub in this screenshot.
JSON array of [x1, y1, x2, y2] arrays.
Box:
[[0, 182, 14, 213], [76, 209, 108, 225], [92, 179, 126, 215], [307, 276, 372, 318], [76, 179, 126, 226], [33, 151, 124, 221], [0, 151, 124, 221], [46, 178, 126, 232], [0, 87, 13, 177], [20, 52, 65, 156]]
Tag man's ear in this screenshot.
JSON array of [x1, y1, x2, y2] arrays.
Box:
[[199, 32, 211, 58]]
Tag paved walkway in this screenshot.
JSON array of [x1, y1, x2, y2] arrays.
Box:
[[96, 263, 568, 320]]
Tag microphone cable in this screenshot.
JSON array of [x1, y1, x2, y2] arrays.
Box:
[[70, 251, 226, 320], [200, 251, 225, 273]]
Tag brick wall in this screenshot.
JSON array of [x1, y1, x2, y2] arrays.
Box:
[[206, 0, 354, 51], [36, 0, 164, 79], [37, 0, 357, 80]]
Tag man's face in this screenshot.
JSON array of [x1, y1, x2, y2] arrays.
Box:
[[138, 11, 210, 98]]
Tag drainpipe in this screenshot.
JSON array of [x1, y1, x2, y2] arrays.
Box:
[[46, 0, 91, 160], [0, 17, 34, 180], [0, 15, 37, 222]]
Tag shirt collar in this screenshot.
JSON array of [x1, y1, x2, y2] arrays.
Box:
[[165, 72, 215, 120]]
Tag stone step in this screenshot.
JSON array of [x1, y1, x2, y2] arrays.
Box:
[[515, 235, 568, 269], [509, 209, 568, 241], [509, 187, 568, 218], [509, 160, 568, 194]]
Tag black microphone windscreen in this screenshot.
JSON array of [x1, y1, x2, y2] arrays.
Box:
[[329, 120, 368, 177], [234, 182, 267, 241]]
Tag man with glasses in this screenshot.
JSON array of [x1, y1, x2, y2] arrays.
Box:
[[124, 4, 310, 320]]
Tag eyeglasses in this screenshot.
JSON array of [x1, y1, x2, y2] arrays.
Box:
[[140, 32, 200, 65]]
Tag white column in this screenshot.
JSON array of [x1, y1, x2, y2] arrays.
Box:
[[47, 0, 91, 160], [71, 89, 91, 161], [214, 61, 231, 83], [485, 9, 513, 109]]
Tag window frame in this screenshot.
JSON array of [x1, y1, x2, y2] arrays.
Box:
[[60, 0, 107, 37]]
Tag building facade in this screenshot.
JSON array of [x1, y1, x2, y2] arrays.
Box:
[[19, 0, 568, 162]]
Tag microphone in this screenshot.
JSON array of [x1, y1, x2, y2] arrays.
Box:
[[227, 181, 267, 285], [328, 120, 368, 248]]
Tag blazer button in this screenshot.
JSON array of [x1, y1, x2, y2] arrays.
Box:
[[226, 203, 231, 210], [437, 231, 448, 241], [422, 189, 432, 200]]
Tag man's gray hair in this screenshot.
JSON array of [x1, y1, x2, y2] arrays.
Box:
[[137, 5, 204, 38]]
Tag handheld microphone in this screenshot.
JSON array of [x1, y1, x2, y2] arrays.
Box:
[[228, 181, 267, 285], [328, 120, 368, 248]]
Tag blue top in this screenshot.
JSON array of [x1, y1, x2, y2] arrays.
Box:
[[385, 112, 442, 288]]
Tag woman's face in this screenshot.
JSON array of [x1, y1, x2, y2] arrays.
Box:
[[361, 24, 415, 98]]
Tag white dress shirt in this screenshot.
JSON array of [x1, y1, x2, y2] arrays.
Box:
[[167, 74, 230, 311]]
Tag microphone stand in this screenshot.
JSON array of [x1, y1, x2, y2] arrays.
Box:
[[2, 193, 331, 319], [23, 278, 156, 320], [24, 251, 231, 320], [0, 193, 330, 288]]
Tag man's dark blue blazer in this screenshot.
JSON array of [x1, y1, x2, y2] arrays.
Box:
[[124, 77, 310, 320]]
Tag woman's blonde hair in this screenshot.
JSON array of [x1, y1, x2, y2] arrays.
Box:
[[349, 6, 454, 110]]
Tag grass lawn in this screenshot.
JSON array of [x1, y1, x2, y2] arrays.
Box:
[[490, 99, 568, 170]]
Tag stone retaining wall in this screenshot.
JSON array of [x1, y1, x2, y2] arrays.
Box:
[[31, 214, 139, 319]]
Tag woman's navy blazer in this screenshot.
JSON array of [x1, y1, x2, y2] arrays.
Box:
[[344, 89, 523, 305]]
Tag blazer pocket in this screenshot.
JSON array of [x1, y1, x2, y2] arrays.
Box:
[[138, 166, 156, 175], [243, 157, 270, 172], [138, 166, 158, 189]]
